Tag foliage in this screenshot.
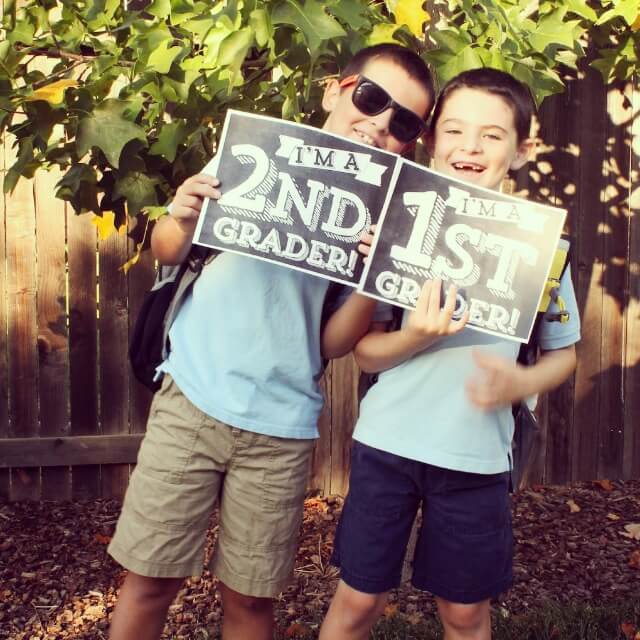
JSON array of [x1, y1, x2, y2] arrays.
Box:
[[0, 0, 638, 248]]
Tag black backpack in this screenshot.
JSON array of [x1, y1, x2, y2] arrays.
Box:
[[129, 246, 214, 392]]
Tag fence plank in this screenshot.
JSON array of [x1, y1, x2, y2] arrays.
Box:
[[6, 170, 40, 501], [311, 369, 332, 495], [35, 168, 71, 499], [0, 131, 8, 499], [67, 211, 100, 499], [596, 83, 632, 480], [329, 354, 359, 496], [569, 67, 607, 481], [624, 76, 640, 479], [99, 230, 131, 498], [541, 88, 576, 487], [0, 434, 143, 467]]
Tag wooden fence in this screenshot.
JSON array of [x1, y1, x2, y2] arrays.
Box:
[[0, 65, 638, 501]]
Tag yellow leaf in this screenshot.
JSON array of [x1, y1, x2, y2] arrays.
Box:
[[620, 523, 640, 540], [120, 249, 142, 274], [566, 499, 581, 513], [25, 79, 78, 105], [91, 212, 117, 241], [632, 14, 640, 31], [407, 612, 423, 625], [388, 0, 430, 37]]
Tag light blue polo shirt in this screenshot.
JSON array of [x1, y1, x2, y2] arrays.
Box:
[[353, 266, 581, 474], [159, 253, 333, 439]]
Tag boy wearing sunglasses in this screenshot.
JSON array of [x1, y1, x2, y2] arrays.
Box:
[[108, 44, 435, 640], [319, 68, 580, 640]]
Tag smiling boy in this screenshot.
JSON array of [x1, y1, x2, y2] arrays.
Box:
[[107, 45, 435, 640], [320, 68, 580, 640]]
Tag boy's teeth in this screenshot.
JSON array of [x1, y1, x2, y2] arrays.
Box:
[[356, 130, 375, 146], [453, 162, 484, 172]]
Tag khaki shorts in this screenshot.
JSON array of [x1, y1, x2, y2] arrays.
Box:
[[108, 375, 315, 597]]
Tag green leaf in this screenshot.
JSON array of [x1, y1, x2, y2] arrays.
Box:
[[149, 121, 189, 162], [147, 40, 184, 74], [565, 0, 597, 21], [77, 100, 147, 168], [249, 8, 273, 48], [366, 23, 401, 46], [217, 27, 255, 89], [596, 0, 639, 25], [272, 0, 346, 55], [148, 0, 171, 19], [8, 17, 36, 45], [327, 0, 370, 30], [113, 170, 159, 216], [430, 28, 472, 54], [0, 38, 10, 61], [143, 205, 169, 221], [4, 137, 36, 194], [528, 10, 579, 52], [438, 45, 483, 83], [55, 163, 100, 214]]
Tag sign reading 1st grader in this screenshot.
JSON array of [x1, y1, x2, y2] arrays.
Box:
[[194, 111, 567, 343], [193, 110, 399, 285], [358, 160, 566, 343]]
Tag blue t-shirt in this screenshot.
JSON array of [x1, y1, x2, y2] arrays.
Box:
[[159, 253, 333, 439], [353, 266, 581, 474]]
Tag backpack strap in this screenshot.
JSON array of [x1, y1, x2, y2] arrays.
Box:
[[160, 247, 216, 361], [536, 236, 570, 323], [517, 236, 571, 367]]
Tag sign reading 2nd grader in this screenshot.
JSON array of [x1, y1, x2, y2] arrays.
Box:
[[193, 110, 398, 285], [194, 111, 566, 343]]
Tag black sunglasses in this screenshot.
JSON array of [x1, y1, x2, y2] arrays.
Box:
[[341, 75, 426, 143]]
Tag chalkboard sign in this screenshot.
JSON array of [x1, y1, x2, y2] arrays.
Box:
[[359, 159, 566, 342], [193, 111, 566, 343], [193, 110, 399, 285]]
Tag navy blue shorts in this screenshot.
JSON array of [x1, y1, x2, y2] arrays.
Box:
[[332, 441, 513, 604]]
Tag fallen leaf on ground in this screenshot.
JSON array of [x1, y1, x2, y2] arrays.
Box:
[[285, 622, 310, 638], [620, 523, 640, 540], [94, 533, 112, 545], [407, 612, 424, 625], [628, 550, 640, 570], [593, 479, 614, 491], [383, 604, 398, 618], [607, 513, 621, 520], [621, 622, 636, 639], [566, 499, 581, 513]]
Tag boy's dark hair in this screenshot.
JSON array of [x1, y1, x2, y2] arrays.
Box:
[[340, 44, 435, 106], [429, 68, 536, 143]]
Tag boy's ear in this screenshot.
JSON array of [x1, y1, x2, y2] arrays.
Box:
[[322, 78, 341, 112], [510, 137, 534, 170]]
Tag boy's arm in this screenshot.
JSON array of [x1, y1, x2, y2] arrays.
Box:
[[467, 264, 580, 410], [320, 293, 379, 359], [353, 279, 468, 373], [151, 174, 221, 265], [465, 346, 576, 411]]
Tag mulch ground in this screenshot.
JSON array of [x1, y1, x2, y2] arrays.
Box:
[[1, 479, 639, 639]]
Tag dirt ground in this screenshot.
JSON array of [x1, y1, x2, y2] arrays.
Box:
[[1, 479, 639, 639]]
